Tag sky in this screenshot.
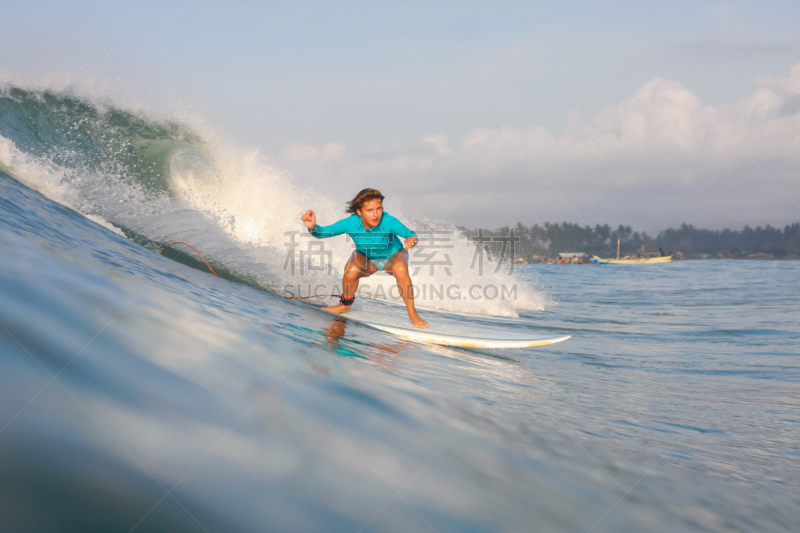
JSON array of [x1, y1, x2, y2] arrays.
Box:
[[2, 0, 800, 232]]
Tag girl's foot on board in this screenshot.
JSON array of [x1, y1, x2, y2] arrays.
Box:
[[410, 314, 428, 329], [324, 304, 352, 314]]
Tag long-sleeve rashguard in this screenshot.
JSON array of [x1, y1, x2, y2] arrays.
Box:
[[309, 212, 417, 260]]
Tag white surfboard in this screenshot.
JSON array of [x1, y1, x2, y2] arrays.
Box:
[[341, 307, 570, 349]]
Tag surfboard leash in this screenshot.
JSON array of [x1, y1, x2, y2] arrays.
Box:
[[285, 293, 354, 306], [160, 242, 219, 277], [283, 294, 340, 300]]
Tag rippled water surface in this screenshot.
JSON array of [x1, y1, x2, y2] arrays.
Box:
[[1, 170, 799, 532]]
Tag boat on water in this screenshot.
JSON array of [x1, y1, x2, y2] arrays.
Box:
[[593, 241, 673, 264], [592, 255, 672, 264]]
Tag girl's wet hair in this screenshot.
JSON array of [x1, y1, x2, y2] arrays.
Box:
[[346, 188, 385, 214]]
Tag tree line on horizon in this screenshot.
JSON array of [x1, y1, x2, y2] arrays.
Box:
[[461, 222, 800, 259]]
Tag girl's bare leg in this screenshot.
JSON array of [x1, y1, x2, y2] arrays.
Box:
[[385, 250, 428, 329], [324, 252, 377, 314]]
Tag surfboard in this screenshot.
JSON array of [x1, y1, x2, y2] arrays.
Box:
[[340, 306, 571, 349]]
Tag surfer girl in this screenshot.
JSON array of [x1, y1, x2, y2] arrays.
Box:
[[301, 188, 428, 329]]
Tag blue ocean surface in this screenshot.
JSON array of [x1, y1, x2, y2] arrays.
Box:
[[2, 88, 799, 532]]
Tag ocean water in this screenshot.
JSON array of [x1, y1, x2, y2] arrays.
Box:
[[1, 87, 799, 532]]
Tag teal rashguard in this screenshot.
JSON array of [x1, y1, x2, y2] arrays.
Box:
[[309, 212, 417, 263]]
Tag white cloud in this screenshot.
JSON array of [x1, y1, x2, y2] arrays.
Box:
[[283, 63, 800, 230], [571, 78, 709, 151], [320, 141, 347, 161], [284, 139, 322, 160], [423, 133, 451, 156]]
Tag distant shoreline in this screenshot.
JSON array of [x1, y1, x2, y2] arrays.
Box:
[[461, 221, 800, 262], [521, 256, 800, 264]]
